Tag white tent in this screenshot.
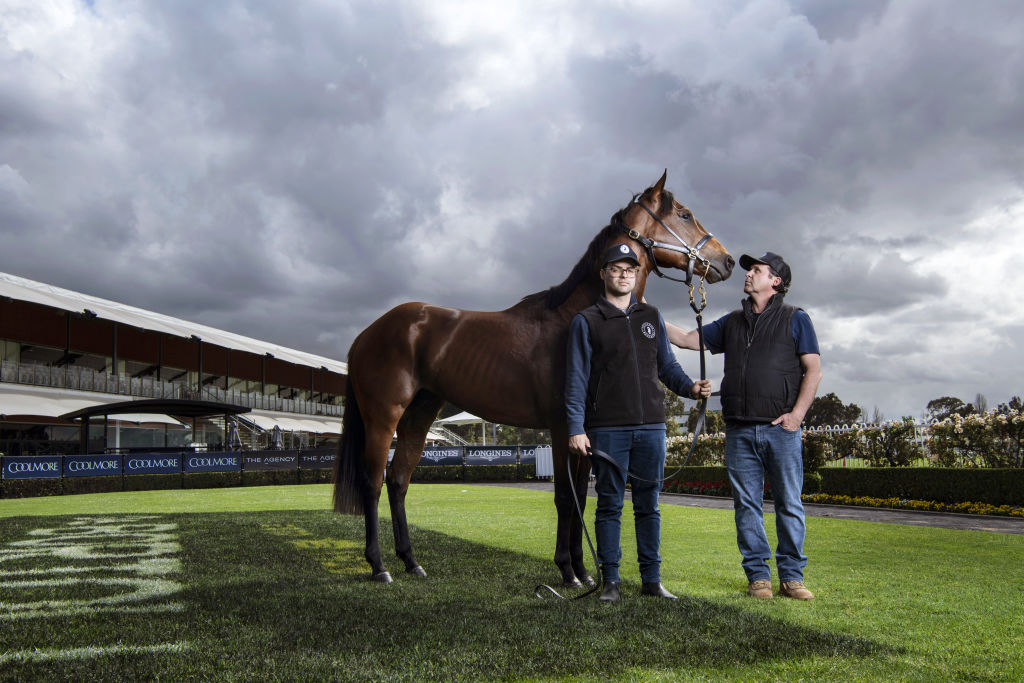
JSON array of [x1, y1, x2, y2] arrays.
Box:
[[436, 411, 485, 425], [436, 411, 491, 444]]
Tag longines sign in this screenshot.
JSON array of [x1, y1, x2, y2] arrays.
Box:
[[464, 446, 516, 465], [420, 447, 463, 466]]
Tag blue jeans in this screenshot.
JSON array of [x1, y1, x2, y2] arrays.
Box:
[[590, 428, 666, 584], [725, 423, 808, 583]]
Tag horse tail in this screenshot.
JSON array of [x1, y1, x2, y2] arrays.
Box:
[[333, 381, 367, 515]]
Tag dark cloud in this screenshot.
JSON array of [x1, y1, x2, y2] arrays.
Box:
[[0, 0, 1021, 417]]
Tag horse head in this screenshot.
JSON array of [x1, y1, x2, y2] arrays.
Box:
[[614, 171, 734, 286]]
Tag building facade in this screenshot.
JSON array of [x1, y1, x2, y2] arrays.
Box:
[[0, 272, 346, 456]]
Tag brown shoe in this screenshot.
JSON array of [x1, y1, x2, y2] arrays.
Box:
[[747, 580, 773, 599], [779, 580, 815, 600]]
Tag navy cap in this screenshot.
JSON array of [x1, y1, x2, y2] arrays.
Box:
[[739, 251, 791, 286], [602, 243, 640, 267]]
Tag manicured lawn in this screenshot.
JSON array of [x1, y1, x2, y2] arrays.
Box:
[[1, 483, 1021, 680]]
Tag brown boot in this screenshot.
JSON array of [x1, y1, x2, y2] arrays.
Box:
[[779, 580, 815, 600], [747, 580, 773, 599]]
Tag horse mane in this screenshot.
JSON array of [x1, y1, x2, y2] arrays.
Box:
[[516, 188, 675, 311], [517, 208, 629, 310]]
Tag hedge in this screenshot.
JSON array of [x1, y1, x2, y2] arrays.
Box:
[[819, 467, 1024, 506], [408, 464, 528, 483], [663, 466, 1024, 506]]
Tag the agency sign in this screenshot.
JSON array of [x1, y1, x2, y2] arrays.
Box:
[[299, 450, 336, 469], [243, 450, 299, 471]]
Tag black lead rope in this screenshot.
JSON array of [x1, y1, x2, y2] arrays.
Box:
[[535, 295, 710, 600]]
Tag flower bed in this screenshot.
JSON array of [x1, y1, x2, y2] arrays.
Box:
[[802, 492, 1024, 518]]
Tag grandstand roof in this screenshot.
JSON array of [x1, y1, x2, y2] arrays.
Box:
[[0, 272, 347, 375]]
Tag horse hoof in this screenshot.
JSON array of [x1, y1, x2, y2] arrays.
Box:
[[581, 575, 596, 587], [407, 565, 427, 578], [562, 577, 583, 589], [372, 571, 393, 583]]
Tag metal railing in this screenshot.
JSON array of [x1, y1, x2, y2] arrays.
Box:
[[427, 424, 470, 446], [0, 360, 343, 418]]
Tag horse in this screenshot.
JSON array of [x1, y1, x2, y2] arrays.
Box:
[[334, 171, 734, 585]]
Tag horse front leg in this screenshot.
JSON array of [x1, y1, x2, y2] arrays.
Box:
[[386, 477, 426, 576], [551, 438, 594, 587], [568, 450, 595, 586], [387, 390, 444, 577]]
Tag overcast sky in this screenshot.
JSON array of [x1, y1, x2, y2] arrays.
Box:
[[2, 0, 1022, 420]]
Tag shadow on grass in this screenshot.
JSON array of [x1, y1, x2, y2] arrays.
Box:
[[1, 511, 900, 681], [183, 510, 900, 680]]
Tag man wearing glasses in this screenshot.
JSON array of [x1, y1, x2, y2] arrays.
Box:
[[566, 243, 712, 603]]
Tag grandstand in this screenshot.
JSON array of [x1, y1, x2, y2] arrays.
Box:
[[0, 272, 347, 456]]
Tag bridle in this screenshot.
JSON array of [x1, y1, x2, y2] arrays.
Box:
[[621, 194, 715, 286]]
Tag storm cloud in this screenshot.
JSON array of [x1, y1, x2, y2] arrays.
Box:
[[2, 0, 1022, 418]]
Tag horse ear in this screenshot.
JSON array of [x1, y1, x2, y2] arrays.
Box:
[[652, 169, 667, 196]]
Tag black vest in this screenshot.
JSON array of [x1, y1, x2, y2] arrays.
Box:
[[720, 296, 803, 423], [579, 298, 666, 429]]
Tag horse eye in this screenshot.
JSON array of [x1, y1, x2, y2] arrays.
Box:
[[679, 212, 692, 220]]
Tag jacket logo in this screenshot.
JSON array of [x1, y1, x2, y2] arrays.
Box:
[[641, 322, 656, 339]]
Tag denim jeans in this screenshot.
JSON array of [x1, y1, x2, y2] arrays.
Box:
[[725, 422, 807, 582], [590, 428, 666, 584]]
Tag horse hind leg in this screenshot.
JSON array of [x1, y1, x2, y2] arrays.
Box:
[[360, 422, 396, 583], [387, 389, 445, 577]]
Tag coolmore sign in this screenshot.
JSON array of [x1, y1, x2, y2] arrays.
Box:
[[420, 447, 463, 466], [243, 450, 298, 471], [183, 451, 241, 474], [299, 450, 336, 469], [465, 446, 516, 465], [124, 454, 182, 475], [2, 456, 62, 480], [64, 454, 123, 477]]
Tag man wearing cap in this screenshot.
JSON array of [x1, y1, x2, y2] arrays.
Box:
[[565, 243, 712, 604], [669, 251, 821, 600]]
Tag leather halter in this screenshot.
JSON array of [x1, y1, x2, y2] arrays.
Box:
[[618, 194, 714, 284]]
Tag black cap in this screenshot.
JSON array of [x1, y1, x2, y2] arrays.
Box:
[[739, 252, 791, 286], [602, 243, 640, 267]]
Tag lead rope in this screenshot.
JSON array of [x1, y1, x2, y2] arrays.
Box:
[[535, 275, 710, 600]]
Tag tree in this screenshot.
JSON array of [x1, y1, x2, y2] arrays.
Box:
[[974, 393, 989, 414], [997, 396, 1023, 414], [687, 408, 725, 435], [664, 391, 690, 438], [862, 417, 924, 467], [804, 392, 862, 427], [926, 396, 975, 422]]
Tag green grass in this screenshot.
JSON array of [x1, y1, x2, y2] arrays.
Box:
[[1, 484, 1022, 681]]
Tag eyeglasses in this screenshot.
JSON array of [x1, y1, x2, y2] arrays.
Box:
[[605, 265, 638, 277]]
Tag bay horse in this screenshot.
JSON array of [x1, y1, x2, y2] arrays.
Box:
[[334, 171, 734, 585]]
